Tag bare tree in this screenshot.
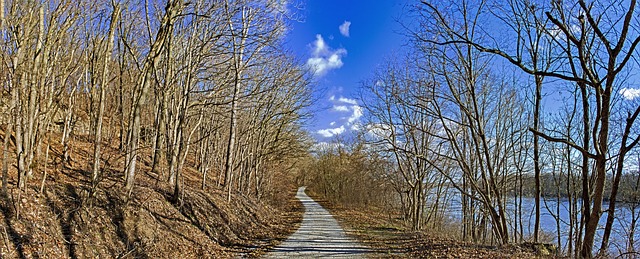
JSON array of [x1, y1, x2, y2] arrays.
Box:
[[419, 0, 640, 256], [220, 0, 287, 201], [92, 1, 120, 191], [123, 0, 182, 194]]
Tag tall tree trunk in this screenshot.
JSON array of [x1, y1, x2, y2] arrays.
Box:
[[92, 4, 120, 187], [577, 82, 590, 256], [174, 110, 202, 203], [117, 55, 126, 151], [0, 0, 6, 195], [582, 89, 611, 258], [150, 92, 165, 177], [124, 0, 181, 194], [533, 74, 542, 243], [599, 103, 640, 254], [61, 82, 76, 165], [223, 61, 240, 202], [15, 72, 26, 190], [2, 96, 12, 194]]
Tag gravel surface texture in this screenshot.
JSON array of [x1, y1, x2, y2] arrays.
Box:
[[265, 187, 370, 258]]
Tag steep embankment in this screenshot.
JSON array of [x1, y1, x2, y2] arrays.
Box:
[[0, 129, 302, 258]]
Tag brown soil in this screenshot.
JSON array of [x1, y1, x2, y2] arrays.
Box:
[[306, 190, 549, 258], [0, 129, 303, 258]]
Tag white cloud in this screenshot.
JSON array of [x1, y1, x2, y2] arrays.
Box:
[[318, 95, 363, 138], [621, 88, 640, 100], [317, 125, 346, 138], [311, 34, 328, 56], [333, 105, 349, 112], [306, 34, 347, 77], [339, 21, 351, 37], [347, 105, 363, 124], [337, 97, 358, 105], [307, 54, 345, 77]]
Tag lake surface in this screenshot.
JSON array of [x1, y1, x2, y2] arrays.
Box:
[[441, 195, 639, 255]]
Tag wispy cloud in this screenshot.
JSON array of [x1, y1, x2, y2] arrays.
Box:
[[317, 126, 346, 138], [333, 105, 350, 112], [317, 95, 363, 138], [306, 34, 347, 77], [347, 105, 363, 124], [621, 88, 640, 100], [339, 21, 351, 37], [337, 97, 357, 105]]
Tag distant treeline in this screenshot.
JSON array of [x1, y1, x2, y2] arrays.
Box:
[[518, 173, 640, 205]]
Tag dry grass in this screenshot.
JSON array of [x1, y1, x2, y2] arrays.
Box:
[[306, 190, 548, 259]]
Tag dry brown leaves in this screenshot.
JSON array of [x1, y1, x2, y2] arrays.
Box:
[[0, 131, 304, 258]]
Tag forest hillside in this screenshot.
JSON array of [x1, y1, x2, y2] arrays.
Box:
[[0, 128, 302, 258], [0, 0, 308, 257]]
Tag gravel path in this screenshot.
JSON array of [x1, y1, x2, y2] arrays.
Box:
[[265, 187, 370, 258]]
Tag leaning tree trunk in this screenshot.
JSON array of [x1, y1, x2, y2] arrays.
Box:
[[124, 0, 181, 194], [600, 106, 640, 254]]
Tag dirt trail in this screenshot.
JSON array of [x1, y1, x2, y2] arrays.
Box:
[[265, 187, 370, 258]]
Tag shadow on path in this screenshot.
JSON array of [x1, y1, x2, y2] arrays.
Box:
[[264, 187, 369, 258]]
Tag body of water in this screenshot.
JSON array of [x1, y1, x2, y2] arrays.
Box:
[[441, 195, 639, 255]]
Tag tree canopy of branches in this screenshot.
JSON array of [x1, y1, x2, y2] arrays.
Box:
[[345, 0, 640, 258], [0, 0, 312, 212], [417, 0, 640, 256]]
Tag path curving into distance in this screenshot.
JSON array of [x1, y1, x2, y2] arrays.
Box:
[[265, 187, 370, 258]]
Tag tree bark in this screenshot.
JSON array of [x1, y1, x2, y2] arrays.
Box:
[[125, 0, 182, 194], [600, 106, 640, 254], [92, 3, 120, 187]]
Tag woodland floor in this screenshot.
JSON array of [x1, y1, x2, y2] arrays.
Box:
[[306, 191, 550, 258], [0, 127, 556, 258], [0, 129, 303, 258]]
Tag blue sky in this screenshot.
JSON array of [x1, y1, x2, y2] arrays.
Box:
[[284, 1, 407, 140]]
